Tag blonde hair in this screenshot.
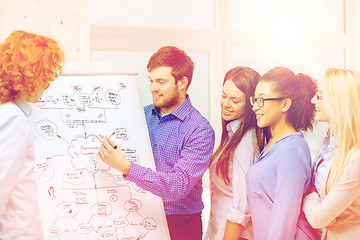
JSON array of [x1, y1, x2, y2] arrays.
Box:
[[0, 30, 64, 103], [323, 68, 360, 193]]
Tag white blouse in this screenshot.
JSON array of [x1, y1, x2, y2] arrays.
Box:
[[0, 101, 43, 239], [313, 130, 336, 194], [204, 119, 259, 240]]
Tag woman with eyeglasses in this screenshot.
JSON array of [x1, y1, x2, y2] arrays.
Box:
[[302, 68, 360, 240], [204, 66, 269, 240], [246, 66, 320, 240]]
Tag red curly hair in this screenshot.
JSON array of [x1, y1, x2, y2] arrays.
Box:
[[0, 30, 64, 103]]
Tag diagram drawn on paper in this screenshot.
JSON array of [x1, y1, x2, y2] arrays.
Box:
[[29, 74, 169, 240]]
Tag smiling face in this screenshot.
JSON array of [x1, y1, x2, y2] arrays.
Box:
[[311, 82, 329, 122], [220, 79, 246, 121], [252, 81, 285, 129], [148, 66, 185, 114]]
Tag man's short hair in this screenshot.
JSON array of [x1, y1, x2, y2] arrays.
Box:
[[147, 46, 194, 89]]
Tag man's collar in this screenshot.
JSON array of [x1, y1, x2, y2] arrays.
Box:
[[151, 95, 192, 121]]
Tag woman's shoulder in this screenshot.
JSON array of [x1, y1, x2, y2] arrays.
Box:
[[349, 147, 360, 157], [0, 102, 31, 133], [271, 133, 311, 163], [339, 148, 360, 183], [347, 148, 360, 166], [279, 132, 309, 151], [233, 127, 259, 154], [243, 126, 256, 137], [241, 127, 258, 145], [0, 102, 26, 121]]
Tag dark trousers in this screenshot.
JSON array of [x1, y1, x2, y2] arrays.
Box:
[[166, 213, 202, 240]]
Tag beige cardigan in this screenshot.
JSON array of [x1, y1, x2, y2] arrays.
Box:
[[303, 150, 360, 240]]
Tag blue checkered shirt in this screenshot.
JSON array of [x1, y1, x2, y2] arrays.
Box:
[[126, 96, 215, 215]]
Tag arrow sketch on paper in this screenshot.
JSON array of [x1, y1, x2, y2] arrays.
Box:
[[29, 75, 168, 240]]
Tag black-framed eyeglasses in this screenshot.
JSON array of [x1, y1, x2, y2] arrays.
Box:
[[250, 96, 285, 107]]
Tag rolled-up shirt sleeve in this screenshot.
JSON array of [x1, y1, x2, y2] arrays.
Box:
[[125, 123, 215, 201], [227, 130, 259, 227]]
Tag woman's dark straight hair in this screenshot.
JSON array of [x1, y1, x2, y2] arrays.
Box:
[[211, 66, 270, 184]]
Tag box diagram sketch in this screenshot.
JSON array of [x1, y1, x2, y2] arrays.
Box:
[[29, 73, 169, 240]]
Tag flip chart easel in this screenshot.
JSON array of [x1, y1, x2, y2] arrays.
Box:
[[29, 62, 170, 240]]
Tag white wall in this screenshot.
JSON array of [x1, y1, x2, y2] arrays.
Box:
[[0, 0, 89, 61], [88, 0, 358, 151]]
